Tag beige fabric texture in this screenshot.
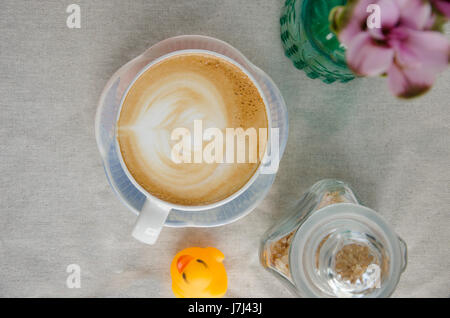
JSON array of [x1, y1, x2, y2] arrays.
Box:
[[0, 0, 449, 297]]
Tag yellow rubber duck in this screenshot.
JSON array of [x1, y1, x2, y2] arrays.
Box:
[[170, 247, 227, 298]]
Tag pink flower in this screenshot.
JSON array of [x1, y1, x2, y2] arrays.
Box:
[[338, 0, 449, 98]]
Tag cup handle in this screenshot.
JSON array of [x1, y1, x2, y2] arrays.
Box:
[[398, 236, 408, 273], [132, 200, 171, 245]]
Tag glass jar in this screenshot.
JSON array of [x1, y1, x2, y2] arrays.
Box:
[[260, 179, 407, 297], [280, 0, 355, 83]]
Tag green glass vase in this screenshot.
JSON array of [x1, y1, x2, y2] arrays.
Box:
[[280, 0, 355, 83]]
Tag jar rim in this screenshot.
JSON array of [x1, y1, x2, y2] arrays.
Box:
[[289, 203, 405, 297]]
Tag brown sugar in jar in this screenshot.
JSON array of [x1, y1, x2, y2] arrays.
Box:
[[268, 190, 350, 278], [260, 179, 407, 297]]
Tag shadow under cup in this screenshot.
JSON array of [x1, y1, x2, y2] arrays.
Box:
[[95, 35, 288, 244]]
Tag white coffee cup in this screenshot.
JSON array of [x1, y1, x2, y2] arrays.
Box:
[[115, 49, 274, 244]]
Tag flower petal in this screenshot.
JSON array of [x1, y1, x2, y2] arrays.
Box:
[[398, 0, 433, 30], [393, 29, 450, 72], [387, 63, 435, 98], [378, 0, 400, 29], [346, 32, 395, 76]]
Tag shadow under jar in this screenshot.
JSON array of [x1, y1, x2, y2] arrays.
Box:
[[260, 179, 407, 297]]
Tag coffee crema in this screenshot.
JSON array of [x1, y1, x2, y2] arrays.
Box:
[[117, 53, 268, 206]]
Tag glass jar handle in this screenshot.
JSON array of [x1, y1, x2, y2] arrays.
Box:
[[398, 236, 408, 273]]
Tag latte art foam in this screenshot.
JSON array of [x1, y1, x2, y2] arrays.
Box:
[[117, 53, 268, 205]]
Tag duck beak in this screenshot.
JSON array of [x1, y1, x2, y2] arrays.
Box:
[[177, 255, 194, 273]]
